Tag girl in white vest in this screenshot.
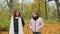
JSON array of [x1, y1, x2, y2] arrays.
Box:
[[9, 10, 25, 34]]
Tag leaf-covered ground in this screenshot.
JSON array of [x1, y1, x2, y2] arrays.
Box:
[[24, 23, 60, 34], [0, 23, 60, 34]]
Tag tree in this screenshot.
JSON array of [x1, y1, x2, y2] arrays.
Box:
[[54, 0, 60, 19], [6, 0, 13, 10], [45, 0, 48, 19]]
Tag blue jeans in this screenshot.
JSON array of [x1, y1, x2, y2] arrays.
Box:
[[33, 32, 41, 34]]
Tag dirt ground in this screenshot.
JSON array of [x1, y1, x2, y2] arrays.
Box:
[[0, 23, 60, 34]]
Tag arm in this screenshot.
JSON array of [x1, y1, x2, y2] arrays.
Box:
[[38, 18, 44, 30], [21, 17, 25, 27]]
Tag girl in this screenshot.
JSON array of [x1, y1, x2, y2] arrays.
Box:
[[9, 10, 25, 34], [30, 12, 44, 34]]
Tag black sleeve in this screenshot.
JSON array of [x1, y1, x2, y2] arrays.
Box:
[[21, 17, 25, 27]]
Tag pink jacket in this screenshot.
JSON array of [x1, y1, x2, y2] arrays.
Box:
[[30, 17, 44, 32]]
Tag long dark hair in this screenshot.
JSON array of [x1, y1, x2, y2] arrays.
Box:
[[14, 9, 20, 18]]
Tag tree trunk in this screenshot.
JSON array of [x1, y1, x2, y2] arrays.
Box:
[[55, 0, 60, 19], [38, 0, 40, 12], [7, 0, 13, 10], [45, 0, 48, 19]]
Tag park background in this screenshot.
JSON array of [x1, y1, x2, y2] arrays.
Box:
[[0, 0, 60, 34]]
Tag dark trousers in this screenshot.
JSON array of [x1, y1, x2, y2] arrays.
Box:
[[14, 32, 18, 34], [33, 32, 41, 34]]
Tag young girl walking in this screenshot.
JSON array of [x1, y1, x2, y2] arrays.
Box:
[[9, 10, 25, 34], [30, 12, 44, 34]]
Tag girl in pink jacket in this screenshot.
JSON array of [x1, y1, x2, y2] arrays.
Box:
[[30, 12, 44, 34]]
